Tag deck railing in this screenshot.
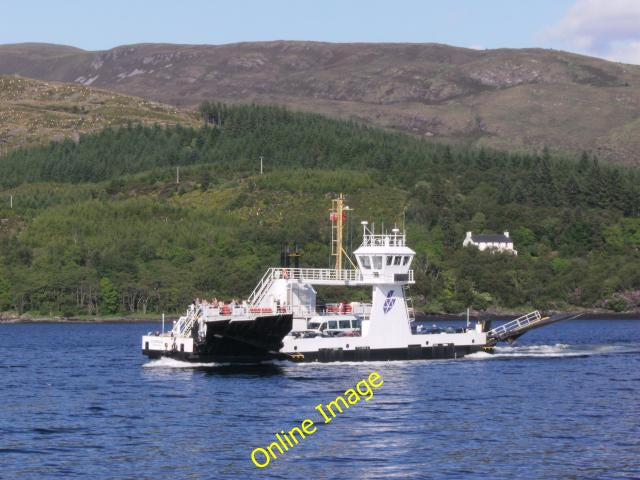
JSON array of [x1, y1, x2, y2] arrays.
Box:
[[488, 310, 542, 339], [280, 267, 363, 282], [361, 233, 406, 247], [190, 302, 374, 320]]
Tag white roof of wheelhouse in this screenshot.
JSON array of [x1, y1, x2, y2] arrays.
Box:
[[354, 245, 415, 255]]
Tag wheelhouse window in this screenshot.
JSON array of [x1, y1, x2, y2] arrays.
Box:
[[386, 256, 393, 266], [372, 256, 382, 269], [351, 319, 361, 329], [360, 256, 371, 269], [394, 256, 402, 265], [328, 321, 338, 329], [403, 256, 411, 265], [339, 320, 351, 329]]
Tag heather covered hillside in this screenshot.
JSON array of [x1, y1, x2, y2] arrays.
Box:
[[0, 74, 197, 151]]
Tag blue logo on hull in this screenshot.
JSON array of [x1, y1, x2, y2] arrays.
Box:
[[383, 290, 395, 314]]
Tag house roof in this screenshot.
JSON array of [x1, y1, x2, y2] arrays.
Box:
[[471, 234, 512, 243]]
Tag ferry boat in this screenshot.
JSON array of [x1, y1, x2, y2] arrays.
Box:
[[142, 194, 568, 363]]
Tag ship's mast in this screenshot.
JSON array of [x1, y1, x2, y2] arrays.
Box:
[[330, 193, 351, 271]]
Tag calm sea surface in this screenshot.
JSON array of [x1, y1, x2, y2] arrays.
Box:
[[1, 319, 639, 480]]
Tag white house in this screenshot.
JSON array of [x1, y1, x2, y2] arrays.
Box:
[[463, 231, 517, 255]]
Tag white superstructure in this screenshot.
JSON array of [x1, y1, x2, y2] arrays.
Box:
[[247, 221, 488, 362]]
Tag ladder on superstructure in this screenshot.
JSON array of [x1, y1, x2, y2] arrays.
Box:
[[404, 286, 415, 322], [247, 268, 277, 307], [176, 307, 201, 337]]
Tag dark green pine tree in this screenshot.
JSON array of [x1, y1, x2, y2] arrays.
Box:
[[99, 277, 119, 315]]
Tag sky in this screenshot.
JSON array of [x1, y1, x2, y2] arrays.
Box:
[[1, 0, 639, 64]]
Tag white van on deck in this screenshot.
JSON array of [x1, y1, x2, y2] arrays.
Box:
[[306, 314, 362, 337]]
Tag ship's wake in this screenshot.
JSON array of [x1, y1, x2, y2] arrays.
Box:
[[142, 357, 283, 369], [142, 357, 222, 368], [465, 343, 640, 360]]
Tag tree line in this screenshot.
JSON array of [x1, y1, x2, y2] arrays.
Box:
[[0, 103, 639, 316]]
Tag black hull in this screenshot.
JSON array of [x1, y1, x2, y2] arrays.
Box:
[[288, 344, 487, 363], [143, 314, 293, 363]]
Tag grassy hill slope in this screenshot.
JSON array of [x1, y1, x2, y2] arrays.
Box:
[[0, 75, 198, 151]]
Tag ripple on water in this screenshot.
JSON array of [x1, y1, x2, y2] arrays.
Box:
[[0, 320, 638, 480]]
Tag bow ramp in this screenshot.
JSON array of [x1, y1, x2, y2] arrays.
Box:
[[487, 311, 577, 345]]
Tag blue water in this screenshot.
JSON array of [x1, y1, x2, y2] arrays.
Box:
[[1, 319, 639, 480]]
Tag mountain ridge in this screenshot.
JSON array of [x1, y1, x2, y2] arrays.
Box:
[[1, 41, 639, 166]]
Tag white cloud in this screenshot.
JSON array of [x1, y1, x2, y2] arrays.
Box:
[[543, 0, 640, 64], [605, 40, 640, 65]]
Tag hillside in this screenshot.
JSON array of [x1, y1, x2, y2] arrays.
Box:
[[1, 41, 639, 165], [0, 74, 198, 151], [1, 104, 639, 317]]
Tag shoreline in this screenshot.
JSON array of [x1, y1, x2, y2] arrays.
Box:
[[0, 315, 176, 324], [2, 311, 639, 324]]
